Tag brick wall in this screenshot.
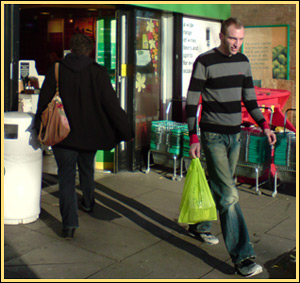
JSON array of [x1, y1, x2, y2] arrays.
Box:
[[231, 4, 297, 126]]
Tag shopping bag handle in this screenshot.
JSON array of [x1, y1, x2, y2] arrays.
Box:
[[196, 104, 202, 135]]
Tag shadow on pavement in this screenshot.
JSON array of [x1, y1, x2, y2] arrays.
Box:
[[93, 182, 235, 275], [264, 248, 296, 279], [4, 245, 39, 279]]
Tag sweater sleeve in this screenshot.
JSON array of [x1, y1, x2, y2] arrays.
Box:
[[242, 61, 267, 128], [185, 57, 206, 143]]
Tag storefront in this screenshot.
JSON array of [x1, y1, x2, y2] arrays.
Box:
[[4, 3, 230, 172]]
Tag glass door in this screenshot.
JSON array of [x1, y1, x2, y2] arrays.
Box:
[[113, 8, 162, 171], [134, 9, 162, 167], [114, 9, 135, 172]]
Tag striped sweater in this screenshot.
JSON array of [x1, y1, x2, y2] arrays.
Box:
[[186, 48, 267, 143]]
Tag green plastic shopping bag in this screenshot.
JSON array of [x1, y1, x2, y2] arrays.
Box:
[[178, 158, 217, 224]]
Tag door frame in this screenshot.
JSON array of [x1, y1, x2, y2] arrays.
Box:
[[114, 8, 135, 172]]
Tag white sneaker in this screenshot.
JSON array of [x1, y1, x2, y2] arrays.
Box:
[[199, 232, 220, 245], [188, 228, 219, 245], [235, 259, 263, 277]]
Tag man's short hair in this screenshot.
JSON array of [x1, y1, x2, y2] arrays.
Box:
[[221, 17, 244, 36], [70, 33, 94, 56]]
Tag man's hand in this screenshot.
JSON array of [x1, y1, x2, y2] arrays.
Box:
[[189, 142, 201, 159], [264, 128, 277, 145]]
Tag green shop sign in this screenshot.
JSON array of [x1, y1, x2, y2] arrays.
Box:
[[129, 4, 230, 20]]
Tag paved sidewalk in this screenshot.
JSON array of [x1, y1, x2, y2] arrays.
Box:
[[3, 166, 297, 280]]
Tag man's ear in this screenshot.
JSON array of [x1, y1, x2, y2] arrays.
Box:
[[219, 32, 224, 41]]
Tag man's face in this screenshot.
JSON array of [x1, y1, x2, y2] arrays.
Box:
[[220, 25, 245, 56]]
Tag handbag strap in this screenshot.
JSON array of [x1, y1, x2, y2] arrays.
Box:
[[55, 62, 59, 91]]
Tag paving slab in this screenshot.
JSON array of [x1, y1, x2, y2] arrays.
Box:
[[4, 225, 57, 262], [5, 238, 114, 279], [266, 217, 296, 240], [97, 173, 158, 198], [67, 218, 162, 261], [5, 262, 113, 280], [91, 237, 231, 279]]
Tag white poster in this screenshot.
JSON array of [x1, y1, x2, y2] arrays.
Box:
[[182, 18, 221, 98]]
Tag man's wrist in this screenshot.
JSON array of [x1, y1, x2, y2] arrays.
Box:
[[260, 121, 270, 131]]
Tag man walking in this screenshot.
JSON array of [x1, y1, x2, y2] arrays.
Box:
[[185, 17, 276, 277]]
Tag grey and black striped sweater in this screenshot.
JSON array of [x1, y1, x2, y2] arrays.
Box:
[[186, 48, 267, 143]]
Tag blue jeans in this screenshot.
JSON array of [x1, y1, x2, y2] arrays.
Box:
[[52, 146, 96, 229], [191, 132, 255, 264]]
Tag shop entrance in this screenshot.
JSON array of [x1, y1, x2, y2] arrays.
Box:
[[16, 4, 163, 172], [18, 4, 133, 172]]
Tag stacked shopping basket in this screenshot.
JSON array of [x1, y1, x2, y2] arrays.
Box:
[[235, 126, 272, 195], [274, 133, 296, 166], [273, 109, 296, 197], [147, 120, 188, 180], [235, 106, 274, 195], [150, 120, 187, 156], [182, 130, 192, 158]]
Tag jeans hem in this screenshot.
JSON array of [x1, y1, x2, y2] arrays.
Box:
[[189, 226, 211, 234], [63, 226, 79, 229], [234, 255, 256, 265]]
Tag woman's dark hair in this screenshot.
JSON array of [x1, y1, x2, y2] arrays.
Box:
[[221, 17, 244, 36], [70, 33, 94, 56]]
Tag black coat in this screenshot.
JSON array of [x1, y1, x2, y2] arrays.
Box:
[[35, 53, 134, 150]]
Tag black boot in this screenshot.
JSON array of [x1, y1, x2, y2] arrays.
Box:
[[80, 197, 95, 213], [62, 228, 76, 239]]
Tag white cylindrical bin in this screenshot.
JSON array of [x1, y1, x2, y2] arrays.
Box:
[[4, 112, 43, 224]]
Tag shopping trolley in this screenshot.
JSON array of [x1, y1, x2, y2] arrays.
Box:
[[273, 109, 296, 197], [235, 106, 274, 195], [145, 100, 187, 181]]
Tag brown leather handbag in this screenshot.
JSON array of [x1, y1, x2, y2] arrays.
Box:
[[38, 63, 70, 146]]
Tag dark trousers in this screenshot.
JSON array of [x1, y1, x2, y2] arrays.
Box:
[[52, 146, 96, 228]]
